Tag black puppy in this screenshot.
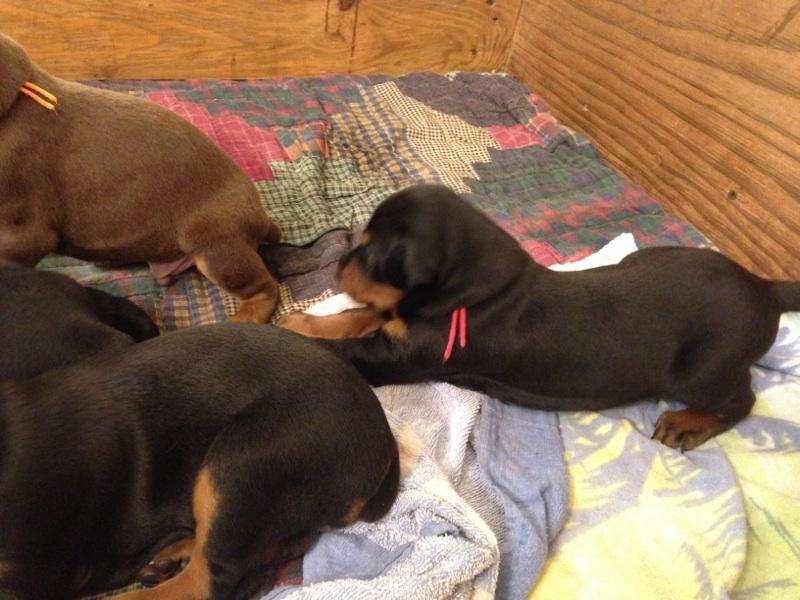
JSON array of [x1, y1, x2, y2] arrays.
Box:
[[0, 261, 158, 379], [0, 323, 401, 600], [280, 183, 800, 451]]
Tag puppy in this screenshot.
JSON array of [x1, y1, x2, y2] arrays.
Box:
[[0, 261, 158, 379], [0, 34, 282, 323], [280, 183, 800, 451], [0, 323, 399, 600]]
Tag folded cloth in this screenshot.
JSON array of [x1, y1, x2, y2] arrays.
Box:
[[266, 383, 567, 600]]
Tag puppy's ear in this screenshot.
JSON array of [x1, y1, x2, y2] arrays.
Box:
[[0, 34, 34, 117], [369, 243, 437, 292]]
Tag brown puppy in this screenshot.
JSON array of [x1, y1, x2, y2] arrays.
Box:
[[280, 184, 800, 451], [0, 34, 281, 322]]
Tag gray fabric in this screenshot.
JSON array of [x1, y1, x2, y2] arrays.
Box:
[[266, 383, 568, 600]]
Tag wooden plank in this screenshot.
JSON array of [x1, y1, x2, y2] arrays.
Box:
[[507, 0, 800, 279], [351, 0, 522, 73], [0, 0, 522, 79], [0, 0, 354, 78]]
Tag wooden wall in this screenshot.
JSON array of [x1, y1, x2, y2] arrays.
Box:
[[507, 0, 800, 279], [0, 0, 520, 78]]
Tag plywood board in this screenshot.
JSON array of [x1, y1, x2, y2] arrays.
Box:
[[0, 0, 521, 78]]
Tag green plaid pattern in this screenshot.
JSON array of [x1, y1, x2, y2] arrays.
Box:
[[328, 85, 438, 187], [256, 155, 397, 246]]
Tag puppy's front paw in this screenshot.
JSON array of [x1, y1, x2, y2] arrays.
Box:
[[652, 409, 722, 452]]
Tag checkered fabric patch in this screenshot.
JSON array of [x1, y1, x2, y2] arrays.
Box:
[[327, 85, 438, 187], [255, 155, 397, 247], [371, 81, 501, 193]]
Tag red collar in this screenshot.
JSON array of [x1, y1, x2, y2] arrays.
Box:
[[442, 307, 467, 364]]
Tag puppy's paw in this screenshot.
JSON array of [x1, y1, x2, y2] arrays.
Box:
[[137, 538, 194, 587], [652, 409, 721, 452], [229, 292, 276, 324], [137, 558, 182, 588]]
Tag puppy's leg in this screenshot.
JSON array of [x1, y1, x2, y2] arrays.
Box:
[[278, 308, 387, 339], [114, 471, 216, 599], [116, 433, 324, 599], [194, 239, 279, 324], [653, 370, 756, 451]]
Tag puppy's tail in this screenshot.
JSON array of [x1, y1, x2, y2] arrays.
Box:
[[772, 281, 800, 312], [360, 425, 423, 523]]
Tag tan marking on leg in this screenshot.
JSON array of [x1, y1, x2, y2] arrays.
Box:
[[395, 424, 423, 479], [381, 317, 408, 342], [228, 292, 274, 324], [341, 498, 366, 525], [278, 309, 386, 339], [115, 469, 217, 599], [0, 560, 13, 582], [195, 251, 279, 324], [138, 537, 196, 588], [152, 538, 196, 565]]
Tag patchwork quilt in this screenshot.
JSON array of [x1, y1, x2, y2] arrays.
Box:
[[43, 72, 797, 599]]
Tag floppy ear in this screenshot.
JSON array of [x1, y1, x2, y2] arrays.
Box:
[[0, 34, 34, 117], [368, 242, 438, 292]]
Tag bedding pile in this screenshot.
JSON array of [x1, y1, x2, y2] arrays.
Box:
[[270, 381, 566, 600], [50, 72, 797, 599]]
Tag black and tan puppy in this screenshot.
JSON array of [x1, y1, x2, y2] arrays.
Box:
[[0, 324, 400, 600], [280, 183, 800, 451], [0, 261, 158, 379], [0, 34, 281, 322]]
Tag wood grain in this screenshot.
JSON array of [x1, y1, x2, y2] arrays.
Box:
[[351, 0, 521, 73], [0, 0, 521, 78], [507, 0, 800, 279]]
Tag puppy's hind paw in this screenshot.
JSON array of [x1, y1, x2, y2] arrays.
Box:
[[652, 409, 722, 452], [137, 537, 194, 588], [137, 558, 182, 588]]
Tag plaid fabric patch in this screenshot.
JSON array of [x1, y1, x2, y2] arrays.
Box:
[[255, 155, 396, 246], [143, 90, 289, 181], [262, 228, 354, 309], [371, 81, 501, 193], [274, 120, 328, 161], [96, 76, 381, 127], [327, 85, 438, 187], [465, 144, 707, 264], [36, 256, 161, 322]]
